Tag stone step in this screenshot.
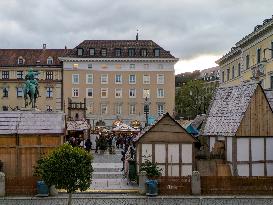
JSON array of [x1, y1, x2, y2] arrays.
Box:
[[93, 171, 124, 179], [93, 167, 121, 172], [90, 179, 138, 190], [92, 163, 123, 169], [92, 155, 123, 164]]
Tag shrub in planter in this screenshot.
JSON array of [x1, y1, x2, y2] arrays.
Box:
[[139, 159, 162, 178]]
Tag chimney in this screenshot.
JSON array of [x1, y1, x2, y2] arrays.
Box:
[[65, 45, 67, 50], [136, 30, 139, 41], [43, 44, 46, 50]]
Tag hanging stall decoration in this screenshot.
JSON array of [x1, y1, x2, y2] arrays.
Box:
[[130, 120, 141, 129], [112, 119, 123, 128], [94, 120, 109, 134]]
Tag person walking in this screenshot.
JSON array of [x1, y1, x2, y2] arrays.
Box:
[[85, 138, 92, 152], [95, 135, 99, 153], [111, 136, 117, 154]]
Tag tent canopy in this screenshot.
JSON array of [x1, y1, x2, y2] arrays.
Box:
[[67, 120, 90, 131], [112, 123, 139, 132]]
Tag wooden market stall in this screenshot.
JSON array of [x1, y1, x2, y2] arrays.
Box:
[[0, 111, 65, 181], [135, 112, 197, 177], [201, 83, 273, 176]]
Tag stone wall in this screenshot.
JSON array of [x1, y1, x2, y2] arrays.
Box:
[[1, 195, 273, 205]]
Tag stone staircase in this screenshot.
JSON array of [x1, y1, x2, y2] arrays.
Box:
[[90, 150, 138, 190]]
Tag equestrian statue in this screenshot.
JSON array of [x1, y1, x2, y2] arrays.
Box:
[[23, 68, 40, 108]]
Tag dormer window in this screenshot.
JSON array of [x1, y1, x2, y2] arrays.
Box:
[[47, 57, 53, 65], [154, 48, 160, 57], [101, 48, 107, 57], [140, 49, 147, 57], [18, 57, 24, 65], [77, 48, 83, 56], [128, 48, 135, 57], [115, 48, 121, 57], [90, 48, 95, 56]]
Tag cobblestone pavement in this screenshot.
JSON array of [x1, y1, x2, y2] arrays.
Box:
[[2, 195, 273, 205]]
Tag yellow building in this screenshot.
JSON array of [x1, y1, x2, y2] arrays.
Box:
[[0, 45, 67, 111], [60, 40, 178, 127], [217, 16, 273, 89]]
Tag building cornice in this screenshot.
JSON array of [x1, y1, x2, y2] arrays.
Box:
[[236, 20, 273, 47], [59, 57, 179, 63], [216, 48, 241, 65]]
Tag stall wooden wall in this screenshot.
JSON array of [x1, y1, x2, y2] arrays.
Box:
[[0, 134, 63, 177], [236, 86, 273, 136]]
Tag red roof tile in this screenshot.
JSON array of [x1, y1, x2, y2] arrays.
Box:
[[0, 49, 70, 67]]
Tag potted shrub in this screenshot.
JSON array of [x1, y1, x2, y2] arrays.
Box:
[[139, 159, 162, 196], [139, 159, 162, 179]]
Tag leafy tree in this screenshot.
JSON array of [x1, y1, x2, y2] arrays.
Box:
[[175, 80, 215, 119], [35, 144, 93, 205]]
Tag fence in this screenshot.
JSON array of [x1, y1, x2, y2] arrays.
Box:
[[5, 176, 40, 196], [201, 176, 273, 195], [155, 176, 192, 195]]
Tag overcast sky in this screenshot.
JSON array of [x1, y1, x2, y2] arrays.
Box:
[[1, 0, 273, 74]]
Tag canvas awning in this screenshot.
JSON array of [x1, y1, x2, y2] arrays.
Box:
[[67, 120, 90, 131]]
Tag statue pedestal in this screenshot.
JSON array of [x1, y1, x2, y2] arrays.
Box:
[[20, 108, 41, 112]]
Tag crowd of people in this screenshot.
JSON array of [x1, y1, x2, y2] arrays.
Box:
[[66, 132, 138, 183]]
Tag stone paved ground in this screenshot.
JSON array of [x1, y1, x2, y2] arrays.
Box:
[[2, 195, 273, 205], [90, 149, 138, 190]]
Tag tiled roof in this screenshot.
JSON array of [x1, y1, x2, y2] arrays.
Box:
[[0, 111, 65, 134], [201, 83, 258, 136], [0, 49, 69, 67], [65, 40, 175, 58]]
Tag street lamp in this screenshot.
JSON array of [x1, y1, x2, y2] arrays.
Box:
[[144, 97, 149, 127], [254, 48, 273, 81]]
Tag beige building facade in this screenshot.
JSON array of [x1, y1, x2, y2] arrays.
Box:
[[60, 40, 178, 127], [0, 46, 67, 111], [217, 16, 273, 89]]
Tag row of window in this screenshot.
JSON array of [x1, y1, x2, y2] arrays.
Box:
[[2, 87, 53, 98], [91, 103, 164, 116], [17, 56, 54, 65], [245, 43, 273, 70], [73, 63, 164, 70], [77, 48, 161, 57], [72, 88, 165, 98], [222, 63, 241, 82], [1, 71, 54, 80], [72, 74, 165, 85]]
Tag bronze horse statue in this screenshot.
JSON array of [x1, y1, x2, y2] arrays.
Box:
[[24, 80, 38, 108], [23, 69, 39, 108]]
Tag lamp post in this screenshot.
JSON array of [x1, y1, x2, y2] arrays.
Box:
[[144, 97, 149, 127], [254, 48, 273, 83]]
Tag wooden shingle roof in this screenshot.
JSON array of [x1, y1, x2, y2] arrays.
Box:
[[0, 111, 65, 134], [264, 89, 273, 111], [201, 83, 258, 136]]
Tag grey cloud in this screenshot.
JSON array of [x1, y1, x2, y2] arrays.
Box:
[[0, 0, 273, 60]]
